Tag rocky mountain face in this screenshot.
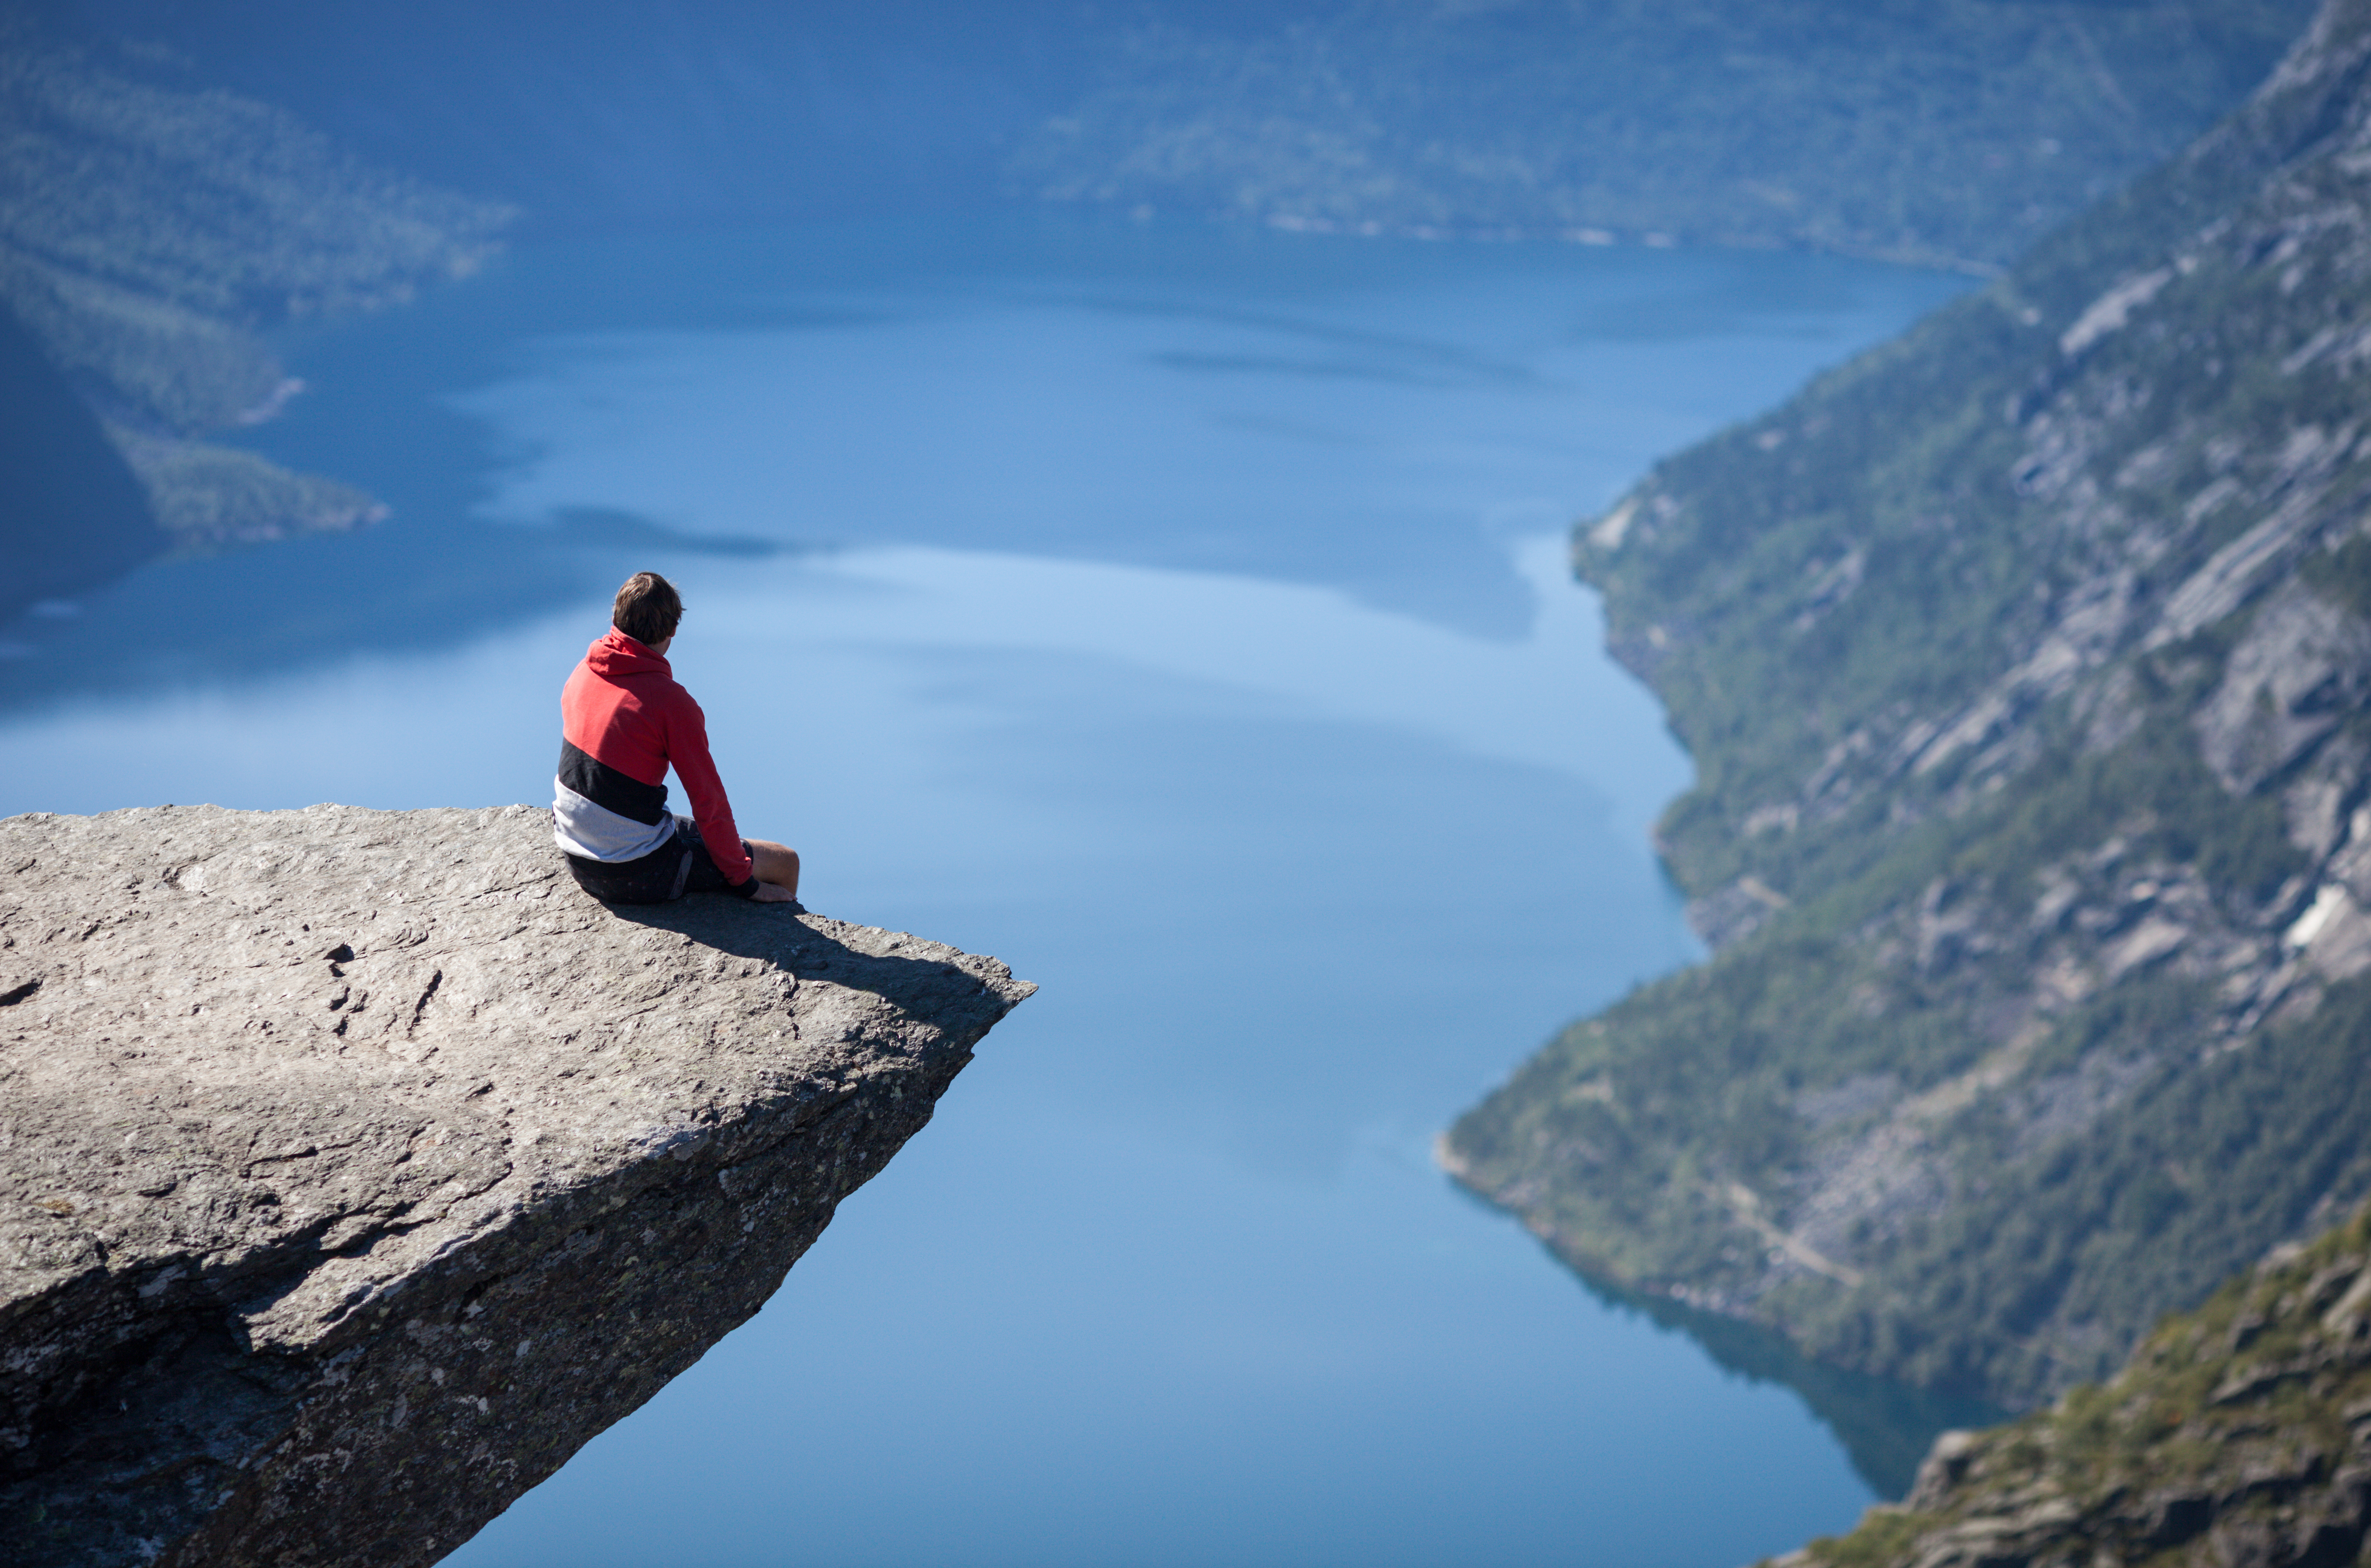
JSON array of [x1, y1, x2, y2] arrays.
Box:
[[1777, 1202, 2371, 1568], [1447, 0, 2371, 1408], [0, 805, 1032, 1568]]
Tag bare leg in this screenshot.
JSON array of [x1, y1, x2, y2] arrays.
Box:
[[745, 838, 801, 904]]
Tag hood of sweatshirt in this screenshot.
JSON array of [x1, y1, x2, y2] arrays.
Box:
[[580, 628, 670, 681]]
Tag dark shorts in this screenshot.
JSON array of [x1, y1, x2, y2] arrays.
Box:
[[564, 816, 747, 905]]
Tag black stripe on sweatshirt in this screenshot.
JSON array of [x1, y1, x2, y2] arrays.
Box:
[[558, 739, 669, 824]]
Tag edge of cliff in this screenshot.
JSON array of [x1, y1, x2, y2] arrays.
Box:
[[1, 803, 1033, 1568]]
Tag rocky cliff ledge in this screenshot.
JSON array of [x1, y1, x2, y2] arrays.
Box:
[[0, 804, 1034, 1567]]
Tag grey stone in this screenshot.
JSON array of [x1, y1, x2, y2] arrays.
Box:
[[0, 804, 1034, 1567], [2195, 579, 2371, 795], [1684, 874, 1790, 950]]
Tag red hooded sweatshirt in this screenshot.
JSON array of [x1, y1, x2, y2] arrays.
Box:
[[555, 628, 754, 887]]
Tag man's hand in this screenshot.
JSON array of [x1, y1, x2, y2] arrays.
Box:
[[751, 882, 799, 904]]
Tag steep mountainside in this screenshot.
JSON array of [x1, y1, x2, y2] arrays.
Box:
[[0, 19, 508, 616], [1776, 1202, 2371, 1568], [1013, 0, 2312, 271], [1447, 0, 2371, 1408]]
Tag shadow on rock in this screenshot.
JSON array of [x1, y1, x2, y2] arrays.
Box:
[[597, 889, 1016, 1012]]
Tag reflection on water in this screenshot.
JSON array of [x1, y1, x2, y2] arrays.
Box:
[[1566, 1265, 2011, 1499], [0, 211, 1976, 1566]]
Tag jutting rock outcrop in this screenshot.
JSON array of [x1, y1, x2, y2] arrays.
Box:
[[0, 804, 1034, 1567]]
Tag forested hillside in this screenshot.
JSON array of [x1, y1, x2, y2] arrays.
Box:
[[1447, 0, 2371, 1408], [59, 1, 2314, 273], [1014, 0, 2314, 271], [0, 18, 507, 617]]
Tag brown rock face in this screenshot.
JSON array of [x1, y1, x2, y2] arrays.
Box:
[[0, 804, 1034, 1567]]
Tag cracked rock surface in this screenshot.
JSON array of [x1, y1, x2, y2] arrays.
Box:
[[0, 804, 1034, 1567]]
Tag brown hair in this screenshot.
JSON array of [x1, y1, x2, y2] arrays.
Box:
[[612, 572, 683, 646]]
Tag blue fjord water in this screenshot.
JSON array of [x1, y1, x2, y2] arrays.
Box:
[[0, 213, 1971, 1567]]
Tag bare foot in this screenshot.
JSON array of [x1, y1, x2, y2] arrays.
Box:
[[751, 882, 800, 904]]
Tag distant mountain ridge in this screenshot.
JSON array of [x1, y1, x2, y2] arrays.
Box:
[[60, 1, 2314, 271], [15, 0, 2318, 628], [1013, 0, 2316, 271], [37, 0, 1104, 232], [1446, 0, 2371, 1408]]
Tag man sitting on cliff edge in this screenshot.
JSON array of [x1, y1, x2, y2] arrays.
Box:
[[552, 571, 802, 906]]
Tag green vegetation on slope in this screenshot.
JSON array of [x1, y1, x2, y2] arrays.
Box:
[[0, 19, 509, 596], [1778, 1201, 2371, 1568], [1014, 0, 2314, 271], [1447, 0, 2371, 1407]]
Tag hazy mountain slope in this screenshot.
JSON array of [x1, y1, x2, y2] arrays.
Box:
[[45, 0, 1107, 231], [0, 19, 508, 613], [1013, 0, 2314, 271], [1776, 1201, 2371, 1568], [0, 298, 159, 612], [1445, 0, 2371, 1407], [72, 0, 2312, 271]]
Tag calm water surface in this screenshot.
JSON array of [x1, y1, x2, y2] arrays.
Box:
[[0, 214, 1972, 1567]]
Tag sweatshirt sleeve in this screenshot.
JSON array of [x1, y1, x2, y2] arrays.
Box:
[[664, 686, 756, 887]]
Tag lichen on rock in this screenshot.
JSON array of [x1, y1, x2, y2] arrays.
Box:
[[0, 803, 1033, 1567]]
